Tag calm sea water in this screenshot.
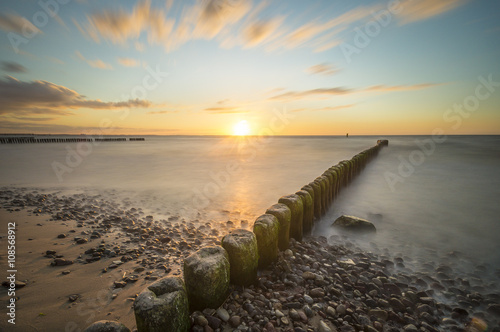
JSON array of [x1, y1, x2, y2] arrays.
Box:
[[1, 135, 499, 269]]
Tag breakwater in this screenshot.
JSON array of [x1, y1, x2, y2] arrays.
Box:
[[115, 140, 389, 332], [0, 136, 145, 144]]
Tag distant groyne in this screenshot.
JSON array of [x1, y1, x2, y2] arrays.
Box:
[[128, 139, 389, 332], [0, 136, 145, 144]]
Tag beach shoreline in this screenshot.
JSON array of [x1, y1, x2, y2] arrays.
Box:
[[1, 188, 499, 331]]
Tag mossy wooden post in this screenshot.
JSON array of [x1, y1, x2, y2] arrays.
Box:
[[296, 190, 313, 234], [278, 194, 304, 242], [329, 167, 340, 199], [183, 246, 230, 311], [134, 277, 190, 332], [266, 203, 291, 250], [322, 170, 334, 204], [301, 184, 315, 223], [309, 181, 322, 220], [314, 177, 328, 216], [221, 229, 258, 286], [253, 214, 280, 268]]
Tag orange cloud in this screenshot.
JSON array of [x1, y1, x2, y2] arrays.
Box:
[[306, 63, 339, 76], [117, 57, 141, 67], [75, 51, 113, 70], [397, 0, 466, 25]]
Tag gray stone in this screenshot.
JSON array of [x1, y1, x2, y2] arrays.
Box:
[[331, 215, 376, 233], [83, 320, 130, 332]]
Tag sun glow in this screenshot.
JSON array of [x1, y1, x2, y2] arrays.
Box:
[[233, 120, 251, 136]]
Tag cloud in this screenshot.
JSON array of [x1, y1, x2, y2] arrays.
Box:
[[397, 0, 466, 25], [1, 61, 27, 73], [203, 106, 249, 114], [241, 17, 285, 47], [117, 57, 141, 67], [292, 104, 354, 112], [0, 13, 42, 35], [75, 51, 113, 70], [306, 63, 338, 76], [270, 87, 353, 101], [270, 83, 439, 101], [147, 110, 178, 115], [79, 0, 174, 46], [0, 76, 151, 115]]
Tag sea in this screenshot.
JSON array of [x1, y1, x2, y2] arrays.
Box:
[[1, 135, 499, 276]]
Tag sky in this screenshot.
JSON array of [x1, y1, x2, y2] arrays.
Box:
[[0, 0, 499, 136]]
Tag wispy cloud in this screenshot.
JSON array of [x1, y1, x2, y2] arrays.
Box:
[[397, 0, 467, 25], [75, 51, 113, 70], [0, 76, 151, 115], [1, 61, 27, 73], [306, 63, 338, 76], [292, 104, 354, 112], [0, 12, 42, 35], [117, 57, 141, 67], [203, 106, 249, 114], [147, 110, 178, 115], [270, 83, 439, 101]]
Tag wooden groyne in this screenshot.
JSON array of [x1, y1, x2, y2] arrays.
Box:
[[127, 139, 389, 332], [0, 136, 145, 144]]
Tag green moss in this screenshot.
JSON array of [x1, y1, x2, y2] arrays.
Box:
[[308, 181, 322, 220], [253, 214, 280, 268], [221, 229, 258, 286], [134, 277, 190, 332], [296, 190, 313, 234], [266, 203, 291, 251], [278, 194, 304, 242], [183, 246, 230, 311]]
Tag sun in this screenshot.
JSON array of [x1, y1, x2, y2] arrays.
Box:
[[233, 120, 251, 136]]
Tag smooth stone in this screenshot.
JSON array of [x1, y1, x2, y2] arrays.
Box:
[[331, 215, 376, 233], [216, 308, 230, 322], [83, 320, 130, 332]]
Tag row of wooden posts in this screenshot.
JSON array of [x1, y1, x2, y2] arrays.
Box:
[[111, 140, 389, 332], [0, 137, 145, 144]]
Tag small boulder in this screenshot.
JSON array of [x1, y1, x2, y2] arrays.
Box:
[[83, 320, 130, 332], [134, 277, 190, 332], [331, 215, 376, 233], [184, 246, 230, 311]]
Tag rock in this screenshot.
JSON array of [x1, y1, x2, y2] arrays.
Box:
[[194, 315, 208, 327], [51, 258, 73, 266], [183, 246, 230, 311], [83, 320, 130, 332], [206, 315, 222, 329], [216, 307, 230, 322], [310, 288, 325, 298], [296, 190, 314, 233], [69, 294, 79, 302], [114, 281, 127, 288], [318, 320, 332, 332], [368, 309, 388, 321], [134, 276, 190, 332], [253, 214, 280, 268], [326, 306, 336, 317], [229, 315, 241, 327], [265, 203, 291, 251], [331, 215, 376, 233], [221, 229, 258, 286], [403, 324, 418, 332], [278, 194, 304, 242], [57, 233, 67, 238], [336, 304, 346, 315]]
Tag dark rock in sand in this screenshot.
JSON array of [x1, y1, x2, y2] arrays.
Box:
[[83, 320, 130, 332], [134, 277, 190, 332], [51, 258, 73, 266], [184, 246, 230, 311], [332, 215, 376, 233], [221, 229, 258, 286]]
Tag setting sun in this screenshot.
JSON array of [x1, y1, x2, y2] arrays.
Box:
[[233, 120, 251, 136]]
